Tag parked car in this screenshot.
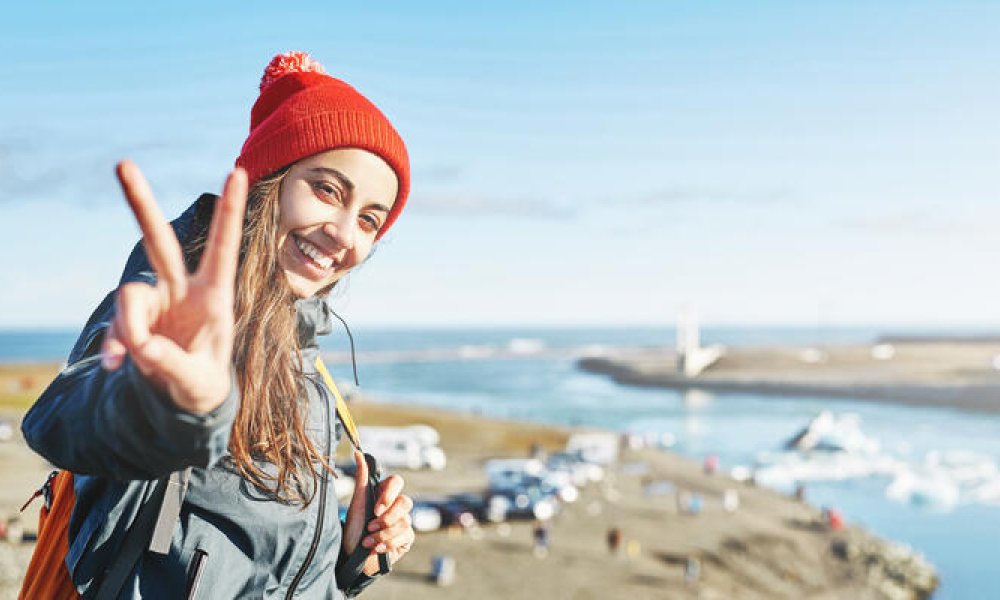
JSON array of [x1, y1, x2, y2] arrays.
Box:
[[485, 458, 545, 490], [410, 500, 443, 532], [445, 492, 509, 524], [428, 497, 478, 530], [548, 451, 605, 486], [486, 483, 558, 521]]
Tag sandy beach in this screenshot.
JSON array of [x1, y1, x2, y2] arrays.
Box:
[[0, 362, 937, 599]]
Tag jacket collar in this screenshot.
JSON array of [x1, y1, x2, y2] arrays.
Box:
[[295, 295, 334, 365]]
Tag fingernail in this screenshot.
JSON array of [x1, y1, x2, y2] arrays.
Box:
[[376, 543, 387, 553], [374, 505, 386, 517], [101, 353, 115, 371], [363, 537, 374, 548], [368, 521, 381, 532]]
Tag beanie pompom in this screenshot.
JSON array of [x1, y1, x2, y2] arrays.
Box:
[[260, 51, 328, 91]]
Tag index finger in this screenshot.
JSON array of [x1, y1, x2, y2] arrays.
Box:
[[198, 168, 248, 285], [117, 161, 188, 297], [374, 475, 405, 517]]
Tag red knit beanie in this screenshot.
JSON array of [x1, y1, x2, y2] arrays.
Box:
[[236, 51, 410, 239]]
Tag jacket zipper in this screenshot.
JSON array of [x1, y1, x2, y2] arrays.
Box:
[[284, 377, 332, 598], [185, 549, 208, 599]]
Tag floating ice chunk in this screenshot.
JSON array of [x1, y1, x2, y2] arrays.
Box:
[[458, 345, 496, 359], [924, 450, 998, 486], [756, 451, 904, 487], [970, 479, 1000, 506], [507, 338, 545, 354], [784, 411, 880, 455], [886, 469, 960, 511]]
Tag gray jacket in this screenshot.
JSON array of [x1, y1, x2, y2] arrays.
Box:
[[22, 195, 376, 598]]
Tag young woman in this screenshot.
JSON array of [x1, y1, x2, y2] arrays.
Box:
[[22, 51, 415, 598]]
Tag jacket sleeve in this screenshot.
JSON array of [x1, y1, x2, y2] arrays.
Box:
[[341, 573, 378, 598], [21, 275, 238, 481]]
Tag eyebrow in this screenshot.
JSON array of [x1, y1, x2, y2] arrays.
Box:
[[308, 167, 355, 193], [307, 166, 391, 213]]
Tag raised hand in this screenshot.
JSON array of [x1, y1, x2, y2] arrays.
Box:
[[343, 450, 415, 575], [100, 161, 248, 415]]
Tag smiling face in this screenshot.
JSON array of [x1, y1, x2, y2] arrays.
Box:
[[276, 148, 399, 298]]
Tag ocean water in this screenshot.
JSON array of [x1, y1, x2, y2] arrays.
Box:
[[5, 325, 998, 599]]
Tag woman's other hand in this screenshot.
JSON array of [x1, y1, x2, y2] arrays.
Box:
[[100, 161, 248, 414], [343, 450, 415, 575]]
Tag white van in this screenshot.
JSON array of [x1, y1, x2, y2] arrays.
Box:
[[566, 432, 619, 465], [360, 425, 447, 471]]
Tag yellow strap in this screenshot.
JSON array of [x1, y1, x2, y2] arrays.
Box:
[[313, 356, 363, 451]]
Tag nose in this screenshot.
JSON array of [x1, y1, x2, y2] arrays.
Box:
[[321, 211, 358, 252]]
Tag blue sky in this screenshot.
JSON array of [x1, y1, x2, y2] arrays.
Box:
[[2, 1, 999, 328]]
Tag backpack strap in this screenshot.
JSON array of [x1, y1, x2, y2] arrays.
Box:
[[313, 357, 392, 582], [150, 468, 192, 554]]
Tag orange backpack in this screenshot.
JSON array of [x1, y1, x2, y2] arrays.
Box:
[[19, 470, 79, 599], [19, 469, 187, 600]]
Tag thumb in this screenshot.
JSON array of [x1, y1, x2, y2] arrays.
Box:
[[343, 450, 370, 553], [130, 333, 185, 381], [134, 335, 220, 414]]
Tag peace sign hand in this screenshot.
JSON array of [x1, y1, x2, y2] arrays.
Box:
[[101, 161, 248, 415]]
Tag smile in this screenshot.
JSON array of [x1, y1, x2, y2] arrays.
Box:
[[294, 235, 336, 270]]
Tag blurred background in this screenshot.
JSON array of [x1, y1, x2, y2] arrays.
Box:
[[2, 2, 999, 598]]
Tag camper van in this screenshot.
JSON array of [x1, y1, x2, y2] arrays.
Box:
[[566, 432, 619, 465], [360, 425, 447, 471]]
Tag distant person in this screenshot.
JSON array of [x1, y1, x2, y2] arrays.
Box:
[[795, 483, 807, 502], [685, 555, 702, 587], [20, 51, 415, 597], [533, 520, 551, 558], [723, 489, 740, 513], [431, 555, 456, 587], [607, 526, 622, 555], [530, 441, 545, 459], [704, 454, 720, 475], [824, 507, 845, 531], [688, 493, 703, 515]]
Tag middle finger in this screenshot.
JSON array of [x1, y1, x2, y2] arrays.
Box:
[[369, 494, 413, 532], [117, 161, 188, 300], [198, 168, 247, 287]]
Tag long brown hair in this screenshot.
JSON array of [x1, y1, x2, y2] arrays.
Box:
[[194, 168, 332, 504]]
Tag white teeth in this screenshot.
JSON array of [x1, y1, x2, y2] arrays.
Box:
[[296, 238, 334, 269]]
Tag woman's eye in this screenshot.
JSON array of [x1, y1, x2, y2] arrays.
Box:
[[312, 181, 341, 202], [359, 214, 380, 232]]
